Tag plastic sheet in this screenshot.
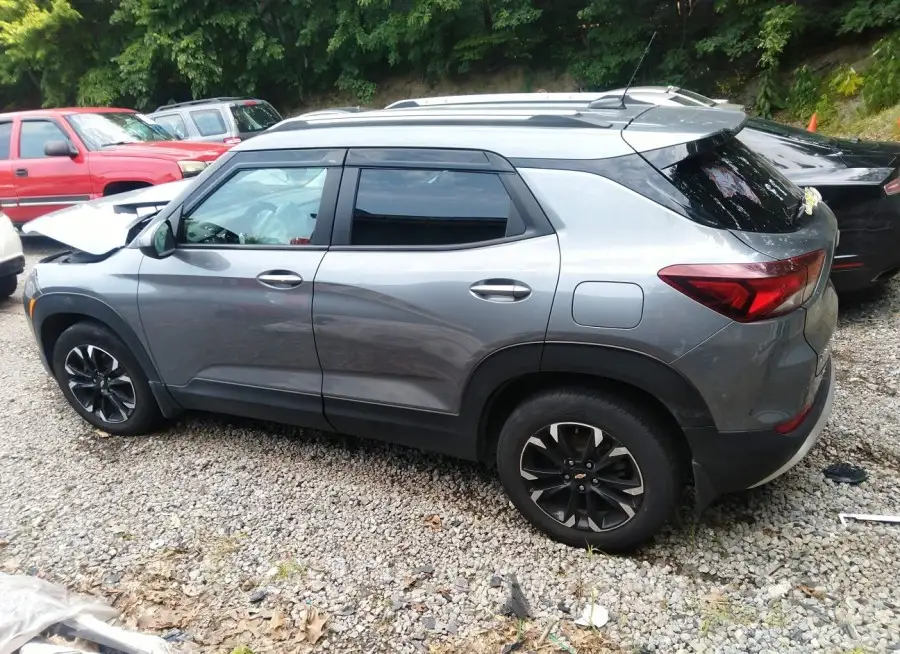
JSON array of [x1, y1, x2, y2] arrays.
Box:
[[0, 574, 170, 654]]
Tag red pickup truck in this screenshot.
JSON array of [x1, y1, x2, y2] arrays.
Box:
[[0, 107, 228, 225]]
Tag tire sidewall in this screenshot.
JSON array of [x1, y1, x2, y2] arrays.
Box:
[[496, 389, 680, 552], [52, 321, 160, 435], [0, 274, 15, 299]]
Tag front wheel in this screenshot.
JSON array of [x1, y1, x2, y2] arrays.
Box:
[[496, 388, 681, 552], [52, 322, 163, 435], [0, 274, 15, 299]]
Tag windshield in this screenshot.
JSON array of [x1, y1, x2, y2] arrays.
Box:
[[67, 112, 172, 149], [229, 102, 282, 134], [746, 117, 838, 146]]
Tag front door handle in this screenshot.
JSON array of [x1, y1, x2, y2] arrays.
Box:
[[14, 168, 27, 178], [470, 279, 532, 302], [257, 270, 303, 289]]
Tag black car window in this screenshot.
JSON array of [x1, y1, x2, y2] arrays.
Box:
[[229, 102, 281, 133], [19, 121, 72, 159], [0, 122, 11, 159], [350, 169, 520, 246], [189, 109, 227, 137], [662, 137, 804, 233], [737, 127, 839, 172], [182, 167, 327, 246]]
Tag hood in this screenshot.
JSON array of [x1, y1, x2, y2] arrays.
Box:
[[22, 181, 191, 255], [94, 140, 228, 162]]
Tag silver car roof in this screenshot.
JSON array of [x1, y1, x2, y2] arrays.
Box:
[[243, 105, 746, 160]]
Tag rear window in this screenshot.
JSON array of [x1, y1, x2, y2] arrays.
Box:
[[229, 102, 282, 134], [677, 89, 717, 107], [661, 137, 804, 233]]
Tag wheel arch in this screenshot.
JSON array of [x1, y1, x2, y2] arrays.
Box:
[[33, 293, 181, 417], [102, 180, 154, 197], [463, 343, 714, 466]]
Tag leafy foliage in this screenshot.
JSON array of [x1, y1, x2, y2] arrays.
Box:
[[0, 0, 897, 112], [863, 33, 900, 113], [786, 65, 822, 121]]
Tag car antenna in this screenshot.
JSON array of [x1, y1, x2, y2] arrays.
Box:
[[617, 30, 657, 109]]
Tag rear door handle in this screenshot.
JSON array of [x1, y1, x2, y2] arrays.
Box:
[[14, 168, 27, 178], [257, 270, 303, 289], [470, 280, 531, 302]]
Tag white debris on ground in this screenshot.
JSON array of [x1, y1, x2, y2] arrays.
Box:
[[1, 239, 898, 654]]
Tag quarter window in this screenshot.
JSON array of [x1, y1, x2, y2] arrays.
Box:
[[189, 109, 227, 137], [351, 169, 519, 246], [181, 167, 328, 246], [19, 121, 72, 159]]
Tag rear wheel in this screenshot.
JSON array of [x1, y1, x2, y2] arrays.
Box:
[[0, 274, 15, 299], [52, 322, 163, 435], [496, 388, 681, 552]]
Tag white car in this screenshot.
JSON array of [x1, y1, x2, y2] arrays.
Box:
[[0, 213, 24, 299]]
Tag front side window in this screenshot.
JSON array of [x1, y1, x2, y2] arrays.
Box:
[[19, 121, 73, 159], [351, 169, 517, 246], [189, 109, 227, 137], [0, 122, 11, 160], [181, 167, 327, 246], [151, 113, 188, 140], [66, 112, 170, 149], [229, 102, 281, 134]]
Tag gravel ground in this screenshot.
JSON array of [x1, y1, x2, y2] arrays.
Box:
[[1, 238, 899, 654]]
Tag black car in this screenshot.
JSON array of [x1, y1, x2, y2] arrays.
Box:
[[737, 119, 900, 293]]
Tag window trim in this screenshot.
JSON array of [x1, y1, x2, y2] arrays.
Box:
[[329, 150, 553, 251], [189, 108, 229, 137], [175, 151, 346, 250], [17, 118, 77, 160]]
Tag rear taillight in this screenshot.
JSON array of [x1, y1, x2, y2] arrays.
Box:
[[224, 137, 242, 145], [885, 178, 900, 196], [659, 250, 826, 323], [775, 402, 813, 434]]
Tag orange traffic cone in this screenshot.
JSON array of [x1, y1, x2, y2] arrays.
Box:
[[807, 112, 818, 132]]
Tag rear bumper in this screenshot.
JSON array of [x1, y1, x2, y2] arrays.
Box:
[[0, 254, 25, 277], [689, 358, 834, 509]]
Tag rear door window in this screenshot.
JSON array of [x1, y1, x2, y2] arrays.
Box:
[[189, 109, 227, 137], [350, 168, 520, 246], [661, 137, 804, 233], [229, 102, 282, 134]]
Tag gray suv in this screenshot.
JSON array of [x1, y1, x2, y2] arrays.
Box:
[[22, 105, 838, 551], [149, 97, 282, 145]]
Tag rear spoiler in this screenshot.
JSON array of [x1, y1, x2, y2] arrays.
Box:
[[787, 167, 896, 187]]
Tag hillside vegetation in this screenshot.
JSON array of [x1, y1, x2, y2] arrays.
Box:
[[1, 0, 900, 120]]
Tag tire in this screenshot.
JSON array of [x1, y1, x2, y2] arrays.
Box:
[[496, 387, 681, 552], [0, 274, 15, 300], [52, 321, 163, 435]]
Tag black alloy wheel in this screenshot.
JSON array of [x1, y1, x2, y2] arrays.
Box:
[[63, 344, 137, 424], [519, 421, 644, 532]]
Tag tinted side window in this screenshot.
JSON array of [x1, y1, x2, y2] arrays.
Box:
[[154, 113, 189, 139], [19, 121, 71, 159], [661, 137, 804, 233], [351, 169, 516, 246], [189, 109, 227, 137], [0, 123, 11, 160], [182, 167, 327, 246]]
